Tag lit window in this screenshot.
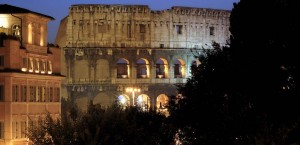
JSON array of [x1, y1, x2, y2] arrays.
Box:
[[21, 57, 27, 72], [29, 58, 33, 72], [41, 60, 46, 74], [47, 60, 52, 74], [34, 59, 39, 73], [12, 24, 21, 37]]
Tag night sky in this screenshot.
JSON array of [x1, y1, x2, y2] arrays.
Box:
[[0, 0, 240, 43]]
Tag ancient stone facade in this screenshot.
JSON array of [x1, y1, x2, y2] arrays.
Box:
[[56, 4, 231, 111]]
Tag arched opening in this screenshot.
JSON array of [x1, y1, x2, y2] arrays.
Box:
[[136, 58, 150, 78], [156, 58, 168, 78], [117, 58, 130, 78], [156, 94, 169, 116], [12, 24, 21, 38], [136, 94, 150, 111], [174, 59, 186, 78], [117, 94, 130, 108]]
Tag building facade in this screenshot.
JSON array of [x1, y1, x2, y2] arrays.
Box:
[[56, 4, 230, 111], [0, 4, 64, 145]]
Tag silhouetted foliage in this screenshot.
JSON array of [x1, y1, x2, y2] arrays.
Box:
[[230, 0, 300, 144], [169, 0, 300, 144], [28, 99, 171, 145]]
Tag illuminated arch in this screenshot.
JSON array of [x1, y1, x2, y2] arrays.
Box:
[[156, 94, 169, 116], [136, 94, 150, 111], [117, 58, 130, 78], [174, 58, 186, 78], [156, 58, 169, 78], [117, 94, 130, 107], [136, 58, 150, 78]]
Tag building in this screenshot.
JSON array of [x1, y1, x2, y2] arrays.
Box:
[[56, 4, 230, 111], [0, 4, 64, 145]]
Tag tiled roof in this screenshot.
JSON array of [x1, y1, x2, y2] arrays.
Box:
[[0, 4, 54, 20]]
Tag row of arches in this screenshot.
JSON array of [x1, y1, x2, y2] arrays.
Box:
[[117, 93, 169, 114], [75, 93, 170, 115], [117, 58, 188, 79]]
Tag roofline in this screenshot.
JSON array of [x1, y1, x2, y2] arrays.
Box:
[[0, 4, 54, 20]]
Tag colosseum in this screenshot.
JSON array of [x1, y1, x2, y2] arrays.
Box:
[[55, 4, 231, 111]]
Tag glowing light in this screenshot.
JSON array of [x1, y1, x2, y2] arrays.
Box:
[[0, 16, 9, 28], [21, 68, 27, 72], [118, 96, 127, 104], [126, 87, 141, 106], [28, 23, 32, 44]]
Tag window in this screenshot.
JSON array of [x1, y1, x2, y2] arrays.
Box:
[[21, 57, 27, 71], [39, 60, 45, 73], [160, 44, 164, 48], [47, 61, 52, 74], [127, 24, 132, 38], [21, 85, 27, 102], [29, 58, 33, 72], [73, 20, 76, 25], [0, 121, 4, 139], [0, 85, 4, 101], [0, 55, 4, 67], [29, 86, 35, 102], [34, 59, 39, 73], [55, 87, 60, 102], [35, 86, 39, 102], [12, 85, 18, 102], [117, 58, 129, 78], [50, 87, 53, 102], [21, 121, 26, 138], [12, 121, 17, 139], [12, 24, 21, 37], [209, 26, 215, 36], [140, 24, 146, 33], [42, 86, 46, 102], [176, 25, 183, 34]]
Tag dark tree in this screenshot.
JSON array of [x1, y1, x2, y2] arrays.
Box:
[[27, 99, 170, 145], [230, 0, 300, 144], [170, 0, 300, 144]]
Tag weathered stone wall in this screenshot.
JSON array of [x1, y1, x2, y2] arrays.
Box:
[[56, 4, 231, 110]]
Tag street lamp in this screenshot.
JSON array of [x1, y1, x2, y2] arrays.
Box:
[[126, 87, 141, 106]]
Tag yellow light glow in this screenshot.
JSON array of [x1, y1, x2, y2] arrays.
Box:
[[0, 16, 9, 28], [40, 26, 44, 46], [28, 23, 32, 44], [21, 68, 27, 72]]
